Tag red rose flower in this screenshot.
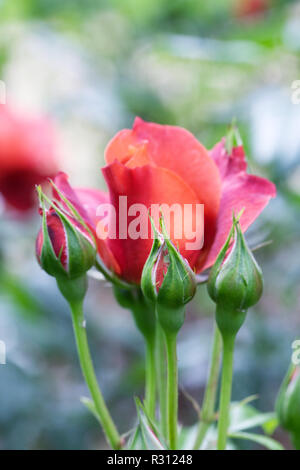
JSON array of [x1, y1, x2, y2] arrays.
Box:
[[0, 105, 58, 213], [52, 118, 276, 284]]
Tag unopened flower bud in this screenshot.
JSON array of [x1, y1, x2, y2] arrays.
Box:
[[36, 186, 96, 284], [276, 364, 300, 448], [141, 217, 196, 335], [208, 216, 263, 337]]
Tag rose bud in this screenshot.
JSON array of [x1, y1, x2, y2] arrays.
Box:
[[141, 217, 196, 335], [36, 186, 96, 301], [208, 215, 263, 337], [276, 365, 300, 449]]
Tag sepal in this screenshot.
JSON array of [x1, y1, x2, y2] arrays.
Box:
[[36, 186, 96, 281], [208, 215, 263, 337], [142, 215, 196, 335]]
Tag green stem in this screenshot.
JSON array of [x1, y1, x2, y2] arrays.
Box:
[[165, 332, 178, 450], [126, 288, 157, 420], [194, 323, 222, 449], [145, 336, 156, 420], [70, 301, 122, 450], [217, 334, 235, 450], [156, 323, 168, 439]]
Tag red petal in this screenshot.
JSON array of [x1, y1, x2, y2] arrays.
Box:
[[102, 161, 202, 284], [0, 105, 58, 212], [46, 210, 68, 270], [53, 172, 93, 226], [0, 105, 57, 174], [105, 117, 222, 265], [53, 172, 120, 275], [0, 169, 42, 211], [209, 139, 247, 179], [74, 187, 121, 275], [35, 227, 43, 262], [74, 188, 109, 227], [196, 140, 276, 272]]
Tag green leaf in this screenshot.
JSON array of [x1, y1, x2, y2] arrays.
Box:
[[229, 432, 284, 450], [134, 398, 168, 450], [262, 416, 279, 436], [80, 397, 101, 424], [230, 410, 277, 433], [127, 425, 147, 450], [137, 398, 169, 447], [0, 268, 44, 321], [229, 400, 279, 437]]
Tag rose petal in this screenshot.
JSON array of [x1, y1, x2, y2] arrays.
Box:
[[196, 140, 276, 271], [53, 172, 93, 225], [105, 117, 222, 260], [53, 172, 120, 275], [0, 105, 58, 212], [102, 160, 203, 284]]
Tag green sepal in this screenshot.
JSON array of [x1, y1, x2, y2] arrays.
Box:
[[207, 221, 235, 303], [63, 213, 96, 279], [141, 214, 196, 335], [215, 304, 247, 340], [156, 217, 196, 335], [56, 275, 87, 304], [39, 193, 67, 279], [141, 216, 163, 304], [225, 119, 243, 155], [208, 215, 263, 315], [38, 186, 96, 280], [49, 180, 96, 247]]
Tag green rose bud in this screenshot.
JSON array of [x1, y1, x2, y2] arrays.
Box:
[[208, 216, 263, 337], [276, 364, 300, 448], [36, 187, 96, 281], [36, 186, 97, 303], [141, 216, 196, 335]]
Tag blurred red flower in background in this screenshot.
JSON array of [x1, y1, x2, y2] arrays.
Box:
[[49, 118, 276, 285], [233, 0, 270, 19], [0, 105, 58, 213]]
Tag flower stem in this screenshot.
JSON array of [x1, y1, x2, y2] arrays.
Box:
[[217, 333, 235, 450], [165, 332, 178, 450], [156, 322, 168, 439], [70, 301, 122, 450], [194, 323, 222, 449], [145, 335, 156, 420]]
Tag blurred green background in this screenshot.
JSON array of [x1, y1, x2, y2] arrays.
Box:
[[0, 0, 300, 450]]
